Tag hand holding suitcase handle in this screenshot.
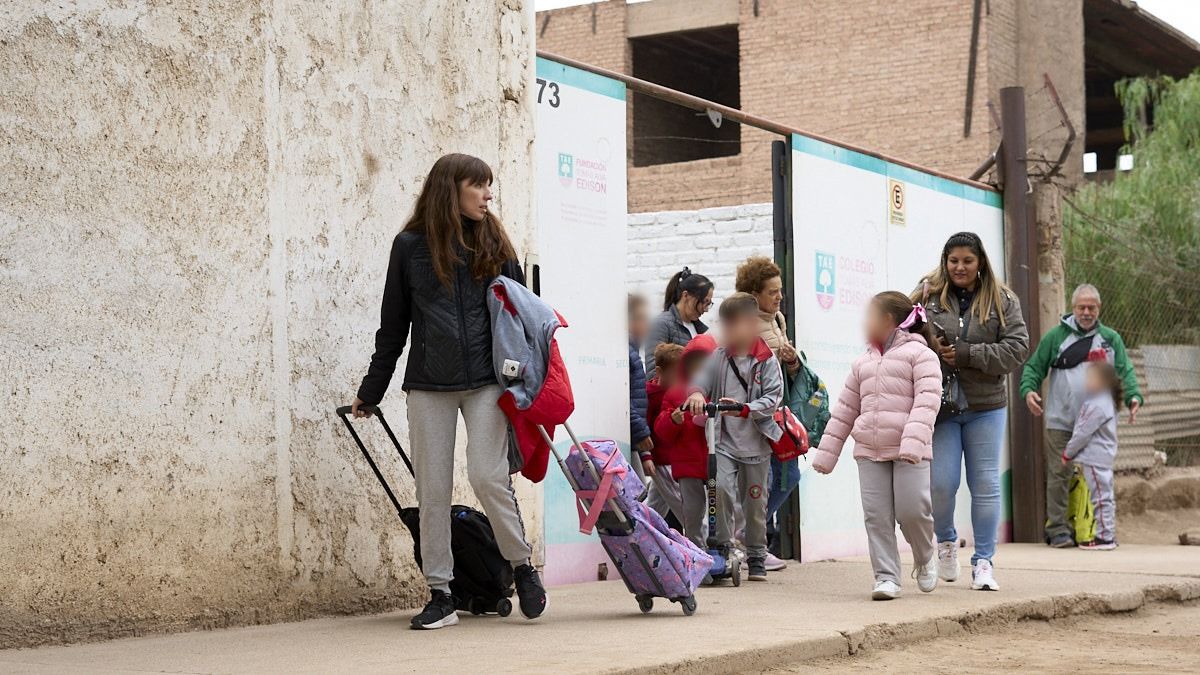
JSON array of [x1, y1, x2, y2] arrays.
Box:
[[335, 404, 415, 518], [347, 397, 374, 418]]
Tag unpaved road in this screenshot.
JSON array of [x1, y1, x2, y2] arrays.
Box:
[[765, 601, 1200, 673]]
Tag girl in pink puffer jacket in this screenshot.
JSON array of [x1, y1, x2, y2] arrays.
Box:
[[812, 291, 943, 601]]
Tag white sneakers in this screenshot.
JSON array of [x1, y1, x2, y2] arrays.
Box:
[[914, 551, 938, 593], [871, 579, 901, 600], [971, 559, 999, 591], [764, 552, 788, 572], [937, 540, 959, 582]]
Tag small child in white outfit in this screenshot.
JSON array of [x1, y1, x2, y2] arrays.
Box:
[[1061, 361, 1123, 550]]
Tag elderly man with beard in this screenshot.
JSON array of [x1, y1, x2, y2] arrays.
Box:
[[1020, 284, 1143, 549]]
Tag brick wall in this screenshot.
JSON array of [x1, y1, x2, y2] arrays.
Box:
[[627, 202, 774, 325], [536, 0, 1018, 212]]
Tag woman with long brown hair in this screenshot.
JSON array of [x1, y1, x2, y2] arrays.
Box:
[[912, 232, 1028, 593], [350, 153, 545, 629]]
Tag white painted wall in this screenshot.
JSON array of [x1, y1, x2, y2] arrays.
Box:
[[0, 0, 535, 647], [627, 203, 775, 324]]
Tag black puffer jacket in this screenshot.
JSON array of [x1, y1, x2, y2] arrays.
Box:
[[357, 228, 523, 404]]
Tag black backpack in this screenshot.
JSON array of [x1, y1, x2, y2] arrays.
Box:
[[400, 505, 515, 615], [337, 405, 516, 616]]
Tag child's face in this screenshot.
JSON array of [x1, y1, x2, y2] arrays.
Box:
[[658, 367, 677, 387], [722, 313, 758, 350], [864, 302, 896, 345], [629, 304, 649, 343], [682, 354, 705, 381], [1084, 365, 1105, 395]]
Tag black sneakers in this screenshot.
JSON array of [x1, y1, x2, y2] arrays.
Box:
[[747, 557, 767, 581], [410, 590, 458, 630], [513, 564, 548, 619]]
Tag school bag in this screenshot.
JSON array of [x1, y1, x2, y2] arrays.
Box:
[[786, 351, 831, 448], [336, 405, 517, 616], [1067, 467, 1097, 544]]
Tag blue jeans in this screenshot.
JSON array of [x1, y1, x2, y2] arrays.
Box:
[[766, 456, 802, 536], [931, 408, 1007, 564]]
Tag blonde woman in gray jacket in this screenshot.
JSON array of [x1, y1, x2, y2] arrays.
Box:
[[913, 232, 1028, 593]]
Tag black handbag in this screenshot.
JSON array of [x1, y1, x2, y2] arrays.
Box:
[[941, 369, 969, 416]]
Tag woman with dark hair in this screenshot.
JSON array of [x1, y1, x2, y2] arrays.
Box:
[[912, 231, 1029, 593], [349, 153, 546, 630], [643, 267, 714, 378]]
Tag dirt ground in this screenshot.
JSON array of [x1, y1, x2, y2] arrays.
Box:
[[1119, 507, 1200, 545], [765, 602, 1200, 674]]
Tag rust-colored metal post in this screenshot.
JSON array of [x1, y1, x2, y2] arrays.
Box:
[[1000, 86, 1044, 543]]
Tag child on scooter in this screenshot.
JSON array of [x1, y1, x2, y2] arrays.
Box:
[[654, 335, 716, 549], [684, 293, 785, 581]]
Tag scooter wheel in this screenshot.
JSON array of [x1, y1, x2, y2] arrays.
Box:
[[731, 560, 742, 587], [637, 595, 654, 614], [680, 595, 697, 616], [496, 598, 513, 617]]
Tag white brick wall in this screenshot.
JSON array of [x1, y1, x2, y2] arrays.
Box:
[[628, 202, 774, 326]]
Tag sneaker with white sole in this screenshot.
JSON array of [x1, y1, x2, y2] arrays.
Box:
[[871, 579, 901, 600], [764, 552, 788, 572], [410, 590, 458, 630], [971, 559, 999, 591], [913, 551, 938, 593], [937, 540, 959, 582]]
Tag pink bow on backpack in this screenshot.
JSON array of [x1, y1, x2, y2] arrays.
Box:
[[574, 443, 628, 534]]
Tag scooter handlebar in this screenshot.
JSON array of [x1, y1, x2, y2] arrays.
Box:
[[702, 401, 744, 416]]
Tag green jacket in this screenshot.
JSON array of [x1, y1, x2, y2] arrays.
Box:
[[1019, 315, 1143, 432]]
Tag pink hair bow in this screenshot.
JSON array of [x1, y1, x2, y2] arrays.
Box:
[[899, 304, 927, 330]]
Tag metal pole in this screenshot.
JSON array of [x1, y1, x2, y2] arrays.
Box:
[[537, 50, 998, 194], [1000, 86, 1043, 543], [771, 138, 801, 560]]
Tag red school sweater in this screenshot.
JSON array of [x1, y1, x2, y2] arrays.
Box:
[[653, 384, 709, 481]]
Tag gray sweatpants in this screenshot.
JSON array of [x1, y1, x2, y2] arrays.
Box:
[[677, 477, 709, 549], [1079, 463, 1117, 543], [646, 464, 684, 520], [857, 458, 936, 585], [715, 454, 770, 560], [407, 384, 532, 593]]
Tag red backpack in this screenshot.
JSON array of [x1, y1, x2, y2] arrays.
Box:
[[771, 406, 810, 461]]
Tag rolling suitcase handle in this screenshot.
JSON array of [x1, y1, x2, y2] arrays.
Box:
[[335, 405, 413, 517]]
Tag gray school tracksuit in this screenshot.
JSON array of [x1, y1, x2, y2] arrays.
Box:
[[1062, 393, 1120, 543], [691, 340, 784, 561]]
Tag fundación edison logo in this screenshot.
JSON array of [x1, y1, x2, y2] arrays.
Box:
[[557, 153, 574, 187], [815, 251, 836, 310]]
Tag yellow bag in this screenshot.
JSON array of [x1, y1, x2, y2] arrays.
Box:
[[1066, 467, 1096, 544]]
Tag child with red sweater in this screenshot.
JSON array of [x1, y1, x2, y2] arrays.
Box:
[[654, 334, 717, 549], [645, 343, 685, 519]]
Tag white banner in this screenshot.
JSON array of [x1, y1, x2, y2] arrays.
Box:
[[790, 134, 1007, 562], [535, 57, 629, 585]]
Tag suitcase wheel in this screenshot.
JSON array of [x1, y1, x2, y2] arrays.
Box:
[[468, 598, 484, 616], [680, 595, 697, 616], [636, 595, 654, 614], [731, 559, 742, 587], [496, 598, 513, 617]]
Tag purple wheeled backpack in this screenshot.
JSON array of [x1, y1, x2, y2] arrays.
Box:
[[549, 429, 713, 615]]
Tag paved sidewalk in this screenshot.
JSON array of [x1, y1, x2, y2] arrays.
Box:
[[2, 544, 1198, 674]]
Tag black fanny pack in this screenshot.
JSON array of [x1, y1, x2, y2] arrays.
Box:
[[1051, 337, 1094, 370]]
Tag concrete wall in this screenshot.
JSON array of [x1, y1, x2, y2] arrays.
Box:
[[0, 0, 535, 647], [628, 203, 773, 326]]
